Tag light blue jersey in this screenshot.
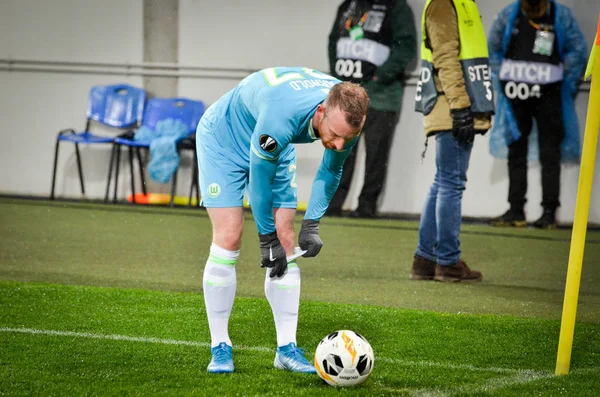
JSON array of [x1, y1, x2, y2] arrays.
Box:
[[196, 66, 357, 234]]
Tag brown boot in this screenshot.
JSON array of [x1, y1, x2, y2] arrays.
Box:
[[410, 255, 436, 280], [434, 259, 482, 282]]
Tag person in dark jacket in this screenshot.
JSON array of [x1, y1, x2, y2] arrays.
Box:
[[326, 0, 416, 218], [488, 0, 587, 229]]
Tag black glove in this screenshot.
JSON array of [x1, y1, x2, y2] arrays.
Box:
[[298, 219, 323, 257], [450, 108, 476, 144], [259, 232, 288, 278]]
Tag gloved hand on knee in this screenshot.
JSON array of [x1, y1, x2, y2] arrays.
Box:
[[450, 108, 476, 144], [259, 232, 288, 278], [298, 219, 323, 257]]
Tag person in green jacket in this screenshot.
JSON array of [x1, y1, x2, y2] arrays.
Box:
[[326, 0, 416, 218]]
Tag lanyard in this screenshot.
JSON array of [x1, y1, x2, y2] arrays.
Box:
[[528, 19, 550, 31], [523, 3, 551, 31], [345, 11, 369, 31]]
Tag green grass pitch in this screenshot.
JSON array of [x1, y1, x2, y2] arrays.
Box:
[[1, 198, 599, 396]]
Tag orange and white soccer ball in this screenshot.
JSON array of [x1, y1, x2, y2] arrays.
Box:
[[314, 330, 374, 387]]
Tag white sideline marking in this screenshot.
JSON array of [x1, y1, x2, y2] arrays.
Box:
[[377, 357, 529, 375], [0, 327, 556, 378], [1, 327, 208, 347], [408, 372, 554, 397], [454, 372, 555, 396], [0, 327, 270, 353]]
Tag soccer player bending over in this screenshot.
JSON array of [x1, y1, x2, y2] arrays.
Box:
[[196, 67, 369, 374]]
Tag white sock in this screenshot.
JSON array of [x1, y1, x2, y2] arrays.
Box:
[[265, 261, 301, 347], [203, 243, 238, 348]]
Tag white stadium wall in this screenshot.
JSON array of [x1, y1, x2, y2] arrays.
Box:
[[1, 0, 599, 224], [0, 0, 144, 200]]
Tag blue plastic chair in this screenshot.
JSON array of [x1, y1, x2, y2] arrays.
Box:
[[50, 84, 146, 200], [107, 97, 205, 205]]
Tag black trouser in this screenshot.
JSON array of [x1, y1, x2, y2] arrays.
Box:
[[329, 108, 400, 213], [508, 88, 564, 211]]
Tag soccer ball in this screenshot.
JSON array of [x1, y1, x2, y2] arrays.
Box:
[[314, 330, 374, 387]]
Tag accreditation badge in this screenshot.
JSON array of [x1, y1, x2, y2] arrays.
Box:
[[533, 30, 555, 56], [349, 26, 364, 41]]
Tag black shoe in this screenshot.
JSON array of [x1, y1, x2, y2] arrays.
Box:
[[489, 208, 527, 227], [533, 209, 557, 229]]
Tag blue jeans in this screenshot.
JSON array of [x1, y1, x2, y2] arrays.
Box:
[[415, 131, 472, 266]]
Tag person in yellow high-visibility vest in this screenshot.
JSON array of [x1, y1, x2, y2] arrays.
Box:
[[411, 0, 494, 282]]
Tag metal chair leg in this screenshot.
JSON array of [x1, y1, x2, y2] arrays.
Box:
[[136, 147, 147, 195], [105, 144, 116, 203], [113, 145, 121, 203], [194, 178, 200, 207], [193, 150, 200, 207], [169, 166, 179, 208], [128, 146, 136, 204], [74, 143, 86, 196], [189, 150, 199, 207], [50, 139, 61, 200], [187, 169, 194, 208], [170, 147, 184, 208]]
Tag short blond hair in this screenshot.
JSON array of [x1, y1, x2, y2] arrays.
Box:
[[324, 82, 369, 130]]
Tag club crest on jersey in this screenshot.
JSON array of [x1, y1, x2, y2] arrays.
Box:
[[207, 183, 221, 198], [259, 134, 277, 152]]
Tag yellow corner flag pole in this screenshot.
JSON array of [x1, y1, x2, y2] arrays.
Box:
[[555, 15, 600, 376]]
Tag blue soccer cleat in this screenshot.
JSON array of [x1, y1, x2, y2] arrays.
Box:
[[207, 342, 234, 373], [274, 343, 317, 374]]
